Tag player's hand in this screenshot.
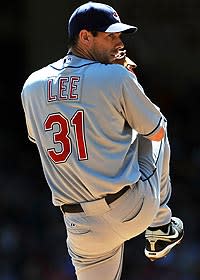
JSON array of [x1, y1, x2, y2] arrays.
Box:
[[113, 50, 137, 73]]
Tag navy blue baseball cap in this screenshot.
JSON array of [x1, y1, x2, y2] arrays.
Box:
[[68, 2, 137, 39]]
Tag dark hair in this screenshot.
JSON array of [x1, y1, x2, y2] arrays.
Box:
[[67, 30, 98, 48]]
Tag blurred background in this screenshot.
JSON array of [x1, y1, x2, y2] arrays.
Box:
[[1, 0, 200, 279]]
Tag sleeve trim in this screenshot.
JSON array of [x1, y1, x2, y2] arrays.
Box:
[[142, 117, 166, 137], [28, 135, 36, 143]]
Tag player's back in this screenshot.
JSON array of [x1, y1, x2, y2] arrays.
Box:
[[21, 54, 141, 205]]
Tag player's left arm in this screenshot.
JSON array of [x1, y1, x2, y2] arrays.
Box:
[[118, 71, 167, 141], [113, 50, 167, 142]]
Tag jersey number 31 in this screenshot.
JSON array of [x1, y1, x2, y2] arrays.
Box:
[[44, 110, 88, 163]]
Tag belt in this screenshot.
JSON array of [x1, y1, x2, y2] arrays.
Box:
[[61, 185, 130, 213]]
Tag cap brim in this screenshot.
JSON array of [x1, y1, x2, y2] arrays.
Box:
[[105, 22, 137, 33]]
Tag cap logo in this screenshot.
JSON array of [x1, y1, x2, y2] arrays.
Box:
[[113, 12, 120, 22]]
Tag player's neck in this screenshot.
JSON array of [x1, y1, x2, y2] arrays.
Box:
[[69, 46, 95, 62]]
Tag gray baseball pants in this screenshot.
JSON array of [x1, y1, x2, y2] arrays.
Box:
[[62, 132, 172, 280]]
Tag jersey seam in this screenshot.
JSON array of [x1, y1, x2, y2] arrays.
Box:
[[50, 62, 98, 71]]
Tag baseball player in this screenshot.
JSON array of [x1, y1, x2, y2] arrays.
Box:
[[21, 2, 184, 280]]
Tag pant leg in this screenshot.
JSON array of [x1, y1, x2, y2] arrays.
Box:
[[151, 132, 172, 227], [62, 181, 156, 280], [68, 244, 124, 280], [62, 202, 126, 280], [137, 130, 172, 227]]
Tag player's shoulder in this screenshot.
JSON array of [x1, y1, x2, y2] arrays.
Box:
[[22, 59, 61, 94], [100, 62, 126, 74], [93, 63, 133, 82], [24, 66, 50, 87], [104, 63, 136, 78]]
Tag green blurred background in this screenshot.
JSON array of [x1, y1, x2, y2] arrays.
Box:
[[1, 1, 200, 279]]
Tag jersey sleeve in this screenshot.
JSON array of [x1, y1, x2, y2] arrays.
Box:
[[21, 82, 36, 143], [120, 72, 166, 138]]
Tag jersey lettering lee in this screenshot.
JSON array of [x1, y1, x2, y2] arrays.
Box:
[[21, 54, 164, 205], [47, 76, 80, 102]]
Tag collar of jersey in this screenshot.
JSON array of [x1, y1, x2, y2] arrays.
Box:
[[50, 53, 98, 71]]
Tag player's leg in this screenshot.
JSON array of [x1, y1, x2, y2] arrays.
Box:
[[68, 244, 124, 280], [150, 131, 172, 227], [62, 181, 157, 279], [62, 200, 126, 280], [137, 131, 184, 260], [138, 132, 172, 227]]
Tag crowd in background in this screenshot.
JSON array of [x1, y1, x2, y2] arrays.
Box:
[[1, 0, 200, 279]]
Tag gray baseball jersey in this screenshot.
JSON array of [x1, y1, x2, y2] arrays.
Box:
[[21, 54, 164, 206]]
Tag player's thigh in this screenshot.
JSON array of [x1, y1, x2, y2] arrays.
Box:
[[64, 213, 125, 280], [63, 210, 123, 256], [105, 181, 159, 239], [74, 244, 124, 280]]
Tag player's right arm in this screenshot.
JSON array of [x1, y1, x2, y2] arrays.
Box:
[[21, 72, 41, 144]]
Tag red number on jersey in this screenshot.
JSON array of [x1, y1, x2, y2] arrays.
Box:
[[71, 111, 88, 160], [44, 111, 88, 163]]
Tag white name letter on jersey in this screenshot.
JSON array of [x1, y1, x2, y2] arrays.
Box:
[[69, 76, 80, 100], [47, 79, 57, 102], [47, 76, 80, 103], [59, 77, 69, 100]]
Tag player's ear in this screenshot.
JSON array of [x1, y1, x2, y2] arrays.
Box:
[[79, 30, 93, 46]]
